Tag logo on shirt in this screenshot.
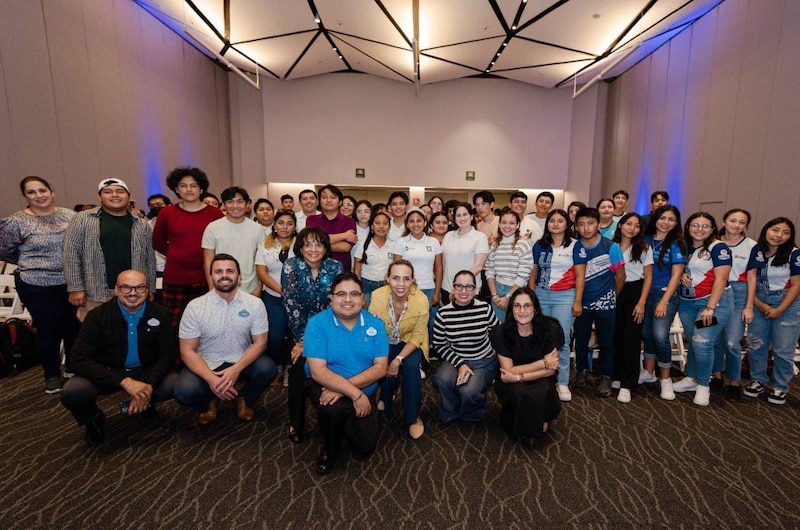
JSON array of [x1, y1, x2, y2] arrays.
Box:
[[718, 249, 731, 261], [578, 248, 587, 258], [426, 246, 432, 252], [147, 318, 160, 326], [366, 327, 377, 336], [755, 251, 766, 263], [239, 310, 250, 317]]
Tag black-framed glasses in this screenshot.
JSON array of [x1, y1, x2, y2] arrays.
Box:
[[333, 291, 363, 300], [117, 284, 147, 294], [453, 283, 476, 292]]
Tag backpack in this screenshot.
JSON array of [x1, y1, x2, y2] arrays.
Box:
[[0, 318, 38, 377]]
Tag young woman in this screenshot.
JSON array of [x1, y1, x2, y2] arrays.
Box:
[[612, 213, 653, 403], [713, 209, 761, 398], [340, 195, 356, 218], [387, 191, 409, 242], [428, 195, 444, 213], [529, 209, 577, 402], [369, 261, 428, 439], [640, 205, 686, 400], [486, 208, 533, 322], [743, 218, 800, 405], [673, 213, 733, 406], [0, 176, 80, 393], [255, 209, 297, 375], [428, 211, 449, 243], [567, 201, 587, 239], [492, 288, 561, 440], [352, 199, 372, 269], [282, 228, 344, 443], [353, 211, 393, 305], [597, 198, 618, 240], [441, 203, 489, 303], [253, 198, 275, 230], [393, 209, 442, 313], [433, 270, 499, 423]]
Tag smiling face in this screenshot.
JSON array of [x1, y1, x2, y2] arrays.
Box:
[[99, 185, 130, 215], [452, 272, 477, 306], [23, 179, 55, 212], [431, 215, 449, 237], [651, 194, 668, 210], [535, 196, 552, 217], [498, 213, 519, 238], [429, 197, 443, 212], [299, 192, 318, 214], [273, 213, 295, 240], [547, 212, 568, 236], [211, 259, 240, 293], [390, 196, 407, 220], [454, 205, 472, 230], [406, 212, 426, 238], [387, 263, 414, 300], [511, 293, 535, 326], [509, 197, 527, 217], [329, 279, 363, 321], [319, 189, 341, 216], [371, 214, 391, 238], [687, 216, 714, 245], [223, 193, 248, 221], [115, 270, 148, 313], [655, 210, 678, 237], [613, 193, 628, 212], [255, 202, 274, 226], [340, 198, 355, 217], [723, 211, 749, 238], [300, 236, 325, 268], [597, 200, 614, 222], [764, 222, 793, 251], [619, 216, 641, 240]]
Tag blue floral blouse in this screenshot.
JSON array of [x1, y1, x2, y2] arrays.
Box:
[[281, 256, 344, 342]]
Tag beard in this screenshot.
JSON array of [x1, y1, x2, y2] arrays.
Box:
[[213, 278, 237, 293]]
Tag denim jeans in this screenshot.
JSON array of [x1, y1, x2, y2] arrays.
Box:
[[175, 356, 277, 411], [713, 281, 748, 381], [421, 288, 437, 351], [261, 291, 290, 367], [574, 308, 615, 377], [643, 290, 679, 368], [747, 288, 800, 392], [490, 282, 513, 323], [379, 343, 422, 425], [361, 278, 385, 307], [536, 288, 575, 385], [433, 356, 498, 423], [679, 288, 733, 386]]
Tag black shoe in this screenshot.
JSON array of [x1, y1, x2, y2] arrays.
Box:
[[709, 377, 725, 393], [596, 376, 612, 398], [84, 411, 105, 445], [316, 446, 336, 475], [288, 425, 302, 444], [725, 385, 741, 401], [574, 370, 588, 388]]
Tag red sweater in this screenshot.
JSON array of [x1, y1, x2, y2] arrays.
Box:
[[152, 204, 223, 284]]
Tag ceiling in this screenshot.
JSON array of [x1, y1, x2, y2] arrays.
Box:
[[135, 0, 724, 90]]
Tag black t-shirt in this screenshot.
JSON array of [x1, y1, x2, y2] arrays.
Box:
[[99, 210, 133, 288], [490, 318, 564, 366]]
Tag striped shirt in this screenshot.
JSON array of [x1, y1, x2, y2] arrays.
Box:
[[63, 207, 156, 302], [485, 235, 533, 288], [433, 299, 498, 368]]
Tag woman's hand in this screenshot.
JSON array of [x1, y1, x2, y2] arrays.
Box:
[[387, 357, 401, 377], [456, 364, 474, 386], [741, 307, 754, 324], [632, 302, 645, 324], [655, 300, 668, 319], [499, 367, 518, 383], [543, 350, 559, 371], [291, 342, 304, 364], [571, 301, 583, 317]]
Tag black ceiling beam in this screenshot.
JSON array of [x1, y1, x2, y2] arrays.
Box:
[[419, 52, 484, 75], [514, 35, 597, 57], [328, 30, 410, 52], [232, 29, 317, 46], [375, 0, 413, 48], [514, 0, 570, 34], [308, 0, 352, 70], [334, 35, 413, 83], [488, 0, 510, 34], [284, 31, 322, 79]]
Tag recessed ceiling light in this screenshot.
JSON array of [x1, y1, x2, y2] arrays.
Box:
[[315, 17, 321, 23], [502, 42, 507, 47], [511, 25, 517, 30]]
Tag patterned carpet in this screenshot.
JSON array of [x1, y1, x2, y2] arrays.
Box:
[[1, 363, 799, 529]]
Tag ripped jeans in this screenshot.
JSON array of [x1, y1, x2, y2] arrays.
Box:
[[747, 288, 800, 393], [679, 288, 733, 387]]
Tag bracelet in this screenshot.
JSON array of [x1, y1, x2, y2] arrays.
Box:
[[396, 356, 404, 365], [515, 374, 521, 383], [491, 293, 498, 298], [354, 392, 364, 402], [704, 307, 715, 311]]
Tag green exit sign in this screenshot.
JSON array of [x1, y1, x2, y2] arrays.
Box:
[[466, 171, 475, 181], [355, 168, 365, 178]]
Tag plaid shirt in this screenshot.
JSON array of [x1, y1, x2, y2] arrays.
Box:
[[63, 207, 156, 302]]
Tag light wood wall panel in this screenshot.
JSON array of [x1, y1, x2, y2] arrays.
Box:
[[603, 0, 800, 230]]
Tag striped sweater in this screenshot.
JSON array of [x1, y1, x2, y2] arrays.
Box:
[[433, 299, 499, 368], [485, 235, 533, 288]]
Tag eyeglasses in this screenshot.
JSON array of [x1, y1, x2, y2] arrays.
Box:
[[689, 223, 712, 230], [333, 291, 362, 300], [117, 284, 147, 294], [512, 303, 534, 311], [453, 283, 476, 292]]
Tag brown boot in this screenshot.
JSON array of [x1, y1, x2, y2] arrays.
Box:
[[198, 398, 218, 426], [236, 397, 254, 422]]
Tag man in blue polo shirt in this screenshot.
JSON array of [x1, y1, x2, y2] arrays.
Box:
[[304, 272, 388, 475]]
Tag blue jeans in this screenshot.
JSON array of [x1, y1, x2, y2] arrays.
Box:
[[361, 278, 385, 307], [379, 343, 422, 425], [261, 291, 289, 367], [433, 356, 498, 423], [643, 290, 679, 368], [175, 356, 278, 411], [748, 288, 800, 392], [490, 282, 513, 323], [421, 288, 437, 351], [574, 308, 615, 377], [713, 281, 748, 381], [679, 288, 733, 386], [536, 288, 575, 385]]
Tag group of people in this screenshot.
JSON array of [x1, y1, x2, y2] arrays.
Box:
[[1, 171, 799, 475]]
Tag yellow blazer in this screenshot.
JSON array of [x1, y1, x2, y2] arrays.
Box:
[[369, 285, 430, 359]]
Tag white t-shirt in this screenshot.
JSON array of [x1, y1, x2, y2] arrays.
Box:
[[388, 219, 405, 243], [623, 245, 654, 282], [520, 216, 544, 243], [254, 239, 296, 297], [295, 211, 320, 232], [201, 217, 264, 293], [393, 234, 442, 290], [441, 228, 489, 292], [354, 237, 394, 282]]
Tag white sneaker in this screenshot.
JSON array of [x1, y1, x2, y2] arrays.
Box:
[[617, 388, 631, 403], [420, 368, 427, 380], [611, 380, 621, 390], [638, 370, 657, 384], [693, 385, 710, 406], [557, 384, 572, 402], [672, 377, 697, 393], [660, 378, 675, 400]]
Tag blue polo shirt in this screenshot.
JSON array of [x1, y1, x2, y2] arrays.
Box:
[[304, 308, 389, 397], [118, 299, 146, 369]]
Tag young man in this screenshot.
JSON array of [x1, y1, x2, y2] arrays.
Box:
[[304, 272, 388, 474], [152, 167, 224, 328], [175, 254, 276, 425], [527, 191, 554, 232], [295, 189, 320, 232], [612, 190, 629, 222], [508, 191, 543, 242], [146, 194, 171, 219], [306, 184, 358, 271], [281, 194, 294, 211], [571, 207, 626, 398], [201, 187, 263, 297], [641, 190, 669, 230], [473, 190, 498, 244]]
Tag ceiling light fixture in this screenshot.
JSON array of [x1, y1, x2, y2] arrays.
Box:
[[511, 25, 516, 30], [315, 17, 321, 23]]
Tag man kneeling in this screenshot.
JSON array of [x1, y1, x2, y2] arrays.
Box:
[[304, 272, 388, 475], [61, 270, 177, 445], [175, 253, 276, 425]]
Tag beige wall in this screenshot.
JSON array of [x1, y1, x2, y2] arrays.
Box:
[[602, 0, 800, 230], [0, 0, 232, 216]]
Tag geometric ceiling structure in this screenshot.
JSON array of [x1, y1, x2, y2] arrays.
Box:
[[134, 0, 724, 90]]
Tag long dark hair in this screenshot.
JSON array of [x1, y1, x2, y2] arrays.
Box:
[[647, 205, 685, 266], [719, 208, 751, 238], [360, 211, 391, 265], [683, 212, 718, 256], [540, 209, 572, 248], [613, 212, 649, 263], [758, 217, 796, 267], [502, 288, 562, 352]]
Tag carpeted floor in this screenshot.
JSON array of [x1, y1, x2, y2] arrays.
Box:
[[1, 363, 799, 529]]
